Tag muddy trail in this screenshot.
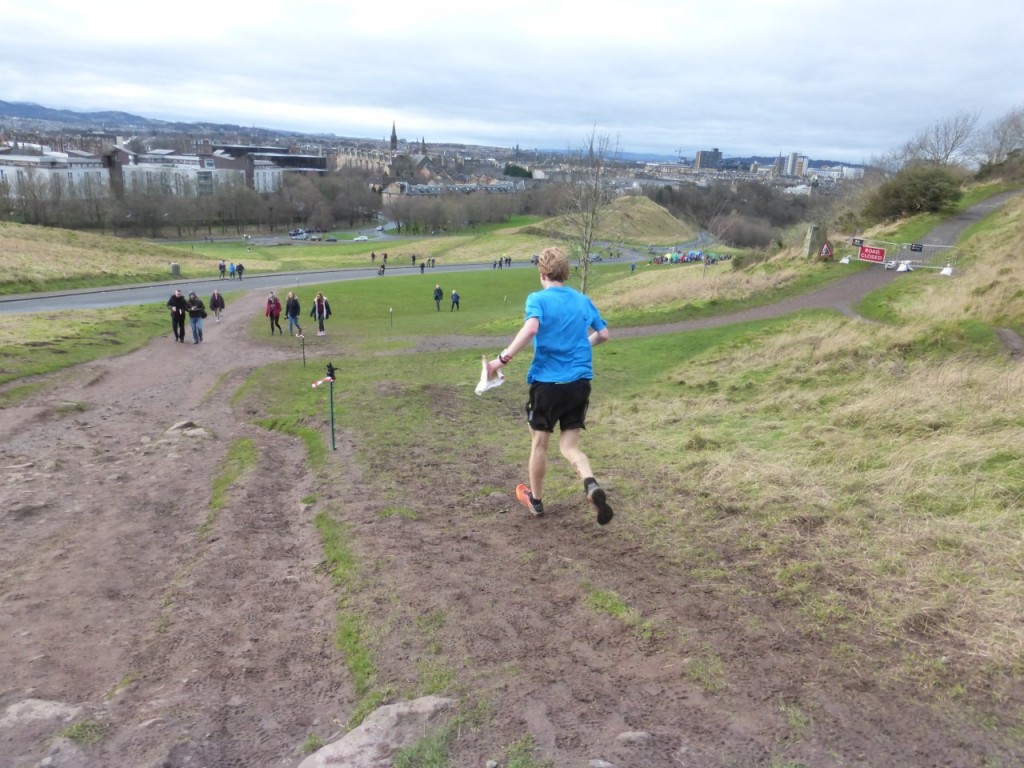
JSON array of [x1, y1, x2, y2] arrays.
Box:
[[1, 195, 1021, 768]]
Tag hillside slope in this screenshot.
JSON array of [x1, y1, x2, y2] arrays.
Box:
[[517, 194, 696, 245]]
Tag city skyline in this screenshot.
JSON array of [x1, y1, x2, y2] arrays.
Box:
[[3, 0, 1022, 165]]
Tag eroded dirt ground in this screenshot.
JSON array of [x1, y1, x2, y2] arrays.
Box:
[[1, 273, 1021, 767]]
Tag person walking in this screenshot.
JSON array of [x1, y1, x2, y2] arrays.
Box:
[[185, 291, 206, 344], [265, 291, 283, 335], [450, 289, 460, 312], [235, 262, 245, 280], [310, 291, 332, 336], [229, 262, 236, 279], [485, 246, 613, 525], [285, 291, 303, 336], [218, 259, 226, 279], [433, 284, 443, 311], [166, 288, 188, 343], [209, 289, 225, 322]]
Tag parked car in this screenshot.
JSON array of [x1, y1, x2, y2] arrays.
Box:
[[353, 235, 369, 242], [325, 237, 337, 242], [376, 225, 385, 231]]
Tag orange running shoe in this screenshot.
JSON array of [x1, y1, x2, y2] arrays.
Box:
[[515, 483, 544, 517]]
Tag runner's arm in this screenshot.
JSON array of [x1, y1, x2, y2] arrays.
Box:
[[487, 317, 539, 375]]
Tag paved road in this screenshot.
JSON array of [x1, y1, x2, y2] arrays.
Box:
[[0, 261, 517, 315], [2, 191, 1018, 317]]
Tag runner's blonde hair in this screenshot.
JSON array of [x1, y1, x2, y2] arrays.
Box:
[[537, 246, 569, 282]]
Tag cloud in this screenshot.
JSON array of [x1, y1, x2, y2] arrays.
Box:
[[3, 0, 1023, 163]]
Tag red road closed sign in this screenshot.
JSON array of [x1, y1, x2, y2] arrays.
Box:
[[859, 245, 886, 263]]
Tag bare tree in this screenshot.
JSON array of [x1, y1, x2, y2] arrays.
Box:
[[559, 126, 619, 294], [915, 110, 980, 166], [973, 104, 1024, 166]]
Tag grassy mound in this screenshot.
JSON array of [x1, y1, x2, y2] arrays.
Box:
[[517, 195, 696, 245]]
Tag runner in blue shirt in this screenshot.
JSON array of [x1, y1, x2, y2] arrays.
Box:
[[486, 246, 614, 525]]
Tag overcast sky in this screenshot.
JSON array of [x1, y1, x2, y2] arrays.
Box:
[[3, 0, 1022, 164]]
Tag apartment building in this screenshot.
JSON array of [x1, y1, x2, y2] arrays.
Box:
[[0, 148, 109, 198]]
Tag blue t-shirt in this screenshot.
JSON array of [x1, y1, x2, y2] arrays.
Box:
[[524, 285, 607, 384]]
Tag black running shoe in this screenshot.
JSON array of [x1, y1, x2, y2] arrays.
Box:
[[589, 487, 613, 525]]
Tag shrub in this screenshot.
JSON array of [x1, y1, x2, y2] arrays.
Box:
[[862, 164, 963, 222]]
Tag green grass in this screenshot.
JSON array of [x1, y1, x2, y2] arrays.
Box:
[[0, 305, 167, 391], [313, 507, 378, 707], [59, 720, 105, 745], [202, 438, 258, 536], [7, 195, 1024, 762], [686, 648, 727, 693], [314, 509, 357, 587], [392, 727, 452, 768], [584, 586, 658, 641], [302, 733, 325, 755], [503, 735, 554, 768]]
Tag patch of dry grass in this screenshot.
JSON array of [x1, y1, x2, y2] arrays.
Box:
[[598, 313, 1024, 686], [891, 198, 1024, 328], [516, 195, 695, 245], [596, 260, 805, 311], [0, 223, 212, 287]]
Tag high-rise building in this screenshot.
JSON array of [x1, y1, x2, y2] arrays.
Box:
[[694, 148, 722, 170]]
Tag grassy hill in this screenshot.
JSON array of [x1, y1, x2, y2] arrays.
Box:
[[2, 191, 1024, 759], [0, 223, 213, 293], [515, 194, 697, 245]]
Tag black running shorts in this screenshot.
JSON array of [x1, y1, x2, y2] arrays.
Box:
[[526, 379, 591, 433]]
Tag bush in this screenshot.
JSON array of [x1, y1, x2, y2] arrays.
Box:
[[862, 164, 963, 222]]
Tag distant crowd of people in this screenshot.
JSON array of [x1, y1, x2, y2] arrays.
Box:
[[168, 252, 488, 345], [168, 286, 337, 343], [217, 259, 245, 279]]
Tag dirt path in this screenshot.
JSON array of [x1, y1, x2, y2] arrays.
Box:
[[1, 196, 1021, 768], [0, 293, 356, 767]]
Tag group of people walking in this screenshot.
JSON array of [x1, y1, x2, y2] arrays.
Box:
[[263, 290, 332, 337], [168, 286, 332, 343], [217, 260, 245, 280], [432, 284, 460, 311], [167, 288, 223, 344]]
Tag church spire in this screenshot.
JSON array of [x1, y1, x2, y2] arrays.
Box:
[[390, 122, 398, 152]]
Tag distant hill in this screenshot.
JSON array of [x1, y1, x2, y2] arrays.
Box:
[[0, 100, 163, 128], [518, 196, 696, 245], [0, 100, 305, 137]]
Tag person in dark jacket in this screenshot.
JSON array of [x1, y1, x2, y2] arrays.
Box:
[[167, 288, 188, 343], [433, 284, 443, 311], [185, 291, 206, 344], [285, 291, 303, 336], [309, 291, 332, 336], [209, 289, 226, 322]]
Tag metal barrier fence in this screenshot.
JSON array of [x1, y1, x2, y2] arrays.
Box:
[[841, 237, 958, 275]]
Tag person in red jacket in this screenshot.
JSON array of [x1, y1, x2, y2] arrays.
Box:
[[265, 291, 283, 335]]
